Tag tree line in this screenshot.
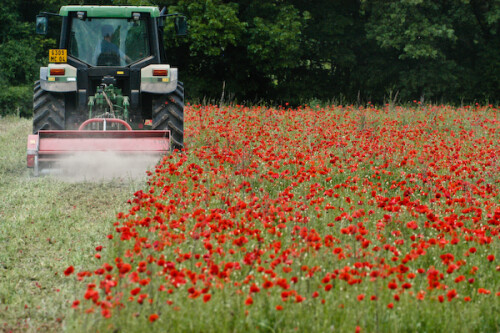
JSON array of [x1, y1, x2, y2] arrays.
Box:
[[0, 0, 498, 116]]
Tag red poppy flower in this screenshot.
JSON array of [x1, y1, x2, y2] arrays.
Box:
[[119, 263, 132, 274], [71, 300, 80, 309], [64, 266, 75, 276], [295, 295, 305, 303], [447, 289, 458, 301], [478, 288, 491, 295], [388, 281, 398, 290], [402, 283, 412, 289], [262, 280, 273, 289]]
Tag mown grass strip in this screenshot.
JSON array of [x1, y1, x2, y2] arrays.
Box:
[[0, 116, 146, 332]]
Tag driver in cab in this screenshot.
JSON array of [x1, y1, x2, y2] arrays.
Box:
[[93, 24, 131, 66]]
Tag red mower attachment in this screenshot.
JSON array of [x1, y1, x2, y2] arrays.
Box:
[[27, 118, 170, 176]]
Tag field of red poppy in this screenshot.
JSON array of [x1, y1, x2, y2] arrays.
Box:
[[61, 103, 499, 332]]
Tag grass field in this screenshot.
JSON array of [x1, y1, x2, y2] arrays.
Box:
[[1, 103, 499, 333], [0, 116, 147, 332]]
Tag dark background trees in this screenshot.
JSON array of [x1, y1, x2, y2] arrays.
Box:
[[0, 0, 498, 116]]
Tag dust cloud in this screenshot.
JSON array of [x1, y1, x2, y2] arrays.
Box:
[[51, 152, 161, 182]]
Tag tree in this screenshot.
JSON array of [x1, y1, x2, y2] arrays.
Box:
[[361, 0, 499, 101], [164, 0, 305, 103], [0, 0, 59, 116]]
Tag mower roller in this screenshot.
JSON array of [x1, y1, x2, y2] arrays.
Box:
[[27, 5, 187, 175]]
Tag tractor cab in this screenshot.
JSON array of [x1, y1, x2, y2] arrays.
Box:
[[28, 6, 187, 175]]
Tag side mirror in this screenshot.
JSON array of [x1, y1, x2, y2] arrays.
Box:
[[36, 15, 48, 35], [174, 16, 188, 36]]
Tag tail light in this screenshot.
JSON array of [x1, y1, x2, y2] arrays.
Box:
[[50, 68, 65, 76], [153, 69, 168, 76]]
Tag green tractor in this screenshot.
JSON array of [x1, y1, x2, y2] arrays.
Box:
[[34, 6, 186, 150]]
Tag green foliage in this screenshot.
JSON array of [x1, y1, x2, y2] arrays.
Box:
[[0, 0, 58, 116], [0, 32, 56, 116], [245, 3, 304, 71], [363, 1, 456, 60], [359, 0, 500, 101], [279, 0, 366, 104], [0, 0, 498, 116], [0, 40, 39, 85], [164, 0, 498, 103], [172, 0, 244, 57], [164, 0, 306, 102], [0, 85, 33, 117]]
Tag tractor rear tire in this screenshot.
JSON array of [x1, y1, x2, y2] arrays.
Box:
[[33, 80, 65, 133], [152, 82, 184, 151]]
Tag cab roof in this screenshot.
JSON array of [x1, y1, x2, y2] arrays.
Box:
[[59, 6, 160, 18]]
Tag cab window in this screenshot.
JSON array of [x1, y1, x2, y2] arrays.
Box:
[[68, 17, 150, 66]]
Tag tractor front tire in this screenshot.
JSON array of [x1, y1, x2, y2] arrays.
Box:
[[33, 81, 65, 133], [152, 82, 184, 151]]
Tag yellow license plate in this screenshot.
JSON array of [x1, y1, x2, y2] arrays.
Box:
[[49, 49, 67, 63]]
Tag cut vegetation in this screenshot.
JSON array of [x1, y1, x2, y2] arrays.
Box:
[[0, 116, 148, 332]]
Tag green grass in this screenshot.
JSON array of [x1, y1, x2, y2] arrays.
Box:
[[0, 116, 147, 332]]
